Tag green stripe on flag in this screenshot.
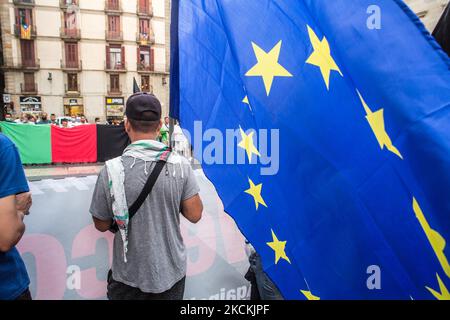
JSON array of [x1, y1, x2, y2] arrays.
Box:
[[0, 122, 52, 164]]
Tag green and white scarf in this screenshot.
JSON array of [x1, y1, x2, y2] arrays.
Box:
[[106, 140, 179, 262]]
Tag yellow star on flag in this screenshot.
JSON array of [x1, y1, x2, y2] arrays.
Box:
[[426, 274, 450, 300], [267, 229, 291, 264], [356, 90, 403, 159], [301, 290, 320, 300], [238, 127, 260, 162], [242, 95, 250, 104], [413, 198, 450, 278], [245, 178, 267, 210], [305, 25, 343, 90], [245, 41, 293, 96]]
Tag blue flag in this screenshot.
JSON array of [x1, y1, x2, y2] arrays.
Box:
[[170, 0, 450, 299]]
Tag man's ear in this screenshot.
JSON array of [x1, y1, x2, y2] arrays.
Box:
[[124, 118, 130, 133]]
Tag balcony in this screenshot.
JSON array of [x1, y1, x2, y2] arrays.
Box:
[[65, 83, 80, 96], [137, 4, 153, 17], [21, 83, 38, 94], [136, 31, 155, 45], [14, 24, 37, 39], [18, 58, 40, 70], [61, 59, 82, 71], [137, 63, 154, 73], [60, 0, 78, 9], [107, 84, 123, 96], [106, 30, 123, 42], [105, 61, 127, 73], [60, 27, 81, 40], [13, 0, 35, 6], [105, 1, 122, 13]]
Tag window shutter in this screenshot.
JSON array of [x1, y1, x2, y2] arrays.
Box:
[[15, 8, 19, 26], [121, 46, 125, 68], [151, 47, 155, 71], [137, 46, 141, 66], [106, 45, 110, 69]]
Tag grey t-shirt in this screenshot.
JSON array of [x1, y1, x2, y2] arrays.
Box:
[[89, 156, 200, 294]]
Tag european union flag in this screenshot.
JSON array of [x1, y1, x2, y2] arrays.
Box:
[[170, 0, 450, 299]]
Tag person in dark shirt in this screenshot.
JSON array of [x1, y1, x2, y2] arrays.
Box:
[[0, 134, 33, 300]]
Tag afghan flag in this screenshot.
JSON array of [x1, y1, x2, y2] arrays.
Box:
[[0, 122, 132, 164]]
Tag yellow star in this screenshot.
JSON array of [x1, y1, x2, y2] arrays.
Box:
[[238, 127, 260, 162], [245, 41, 293, 96], [245, 178, 267, 210], [305, 25, 343, 90], [356, 90, 403, 159], [413, 198, 450, 278], [242, 95, 250, 105], [301, 290, 320, 300], [267, 229, 291, 264], [426, 274, 450, 300]]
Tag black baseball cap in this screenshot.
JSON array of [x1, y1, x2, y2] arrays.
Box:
[[125, 92, 162, 121]]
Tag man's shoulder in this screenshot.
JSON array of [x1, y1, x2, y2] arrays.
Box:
[[0, 134, 14, 154]]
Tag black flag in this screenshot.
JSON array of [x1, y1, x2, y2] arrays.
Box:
[[433, 3, 450, 57], [133, 77, 141, 93]]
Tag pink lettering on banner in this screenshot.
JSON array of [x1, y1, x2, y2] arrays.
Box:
[[71, 224, 114, 299], [181, 209, 217, 277], [17, 234, 67, 300]]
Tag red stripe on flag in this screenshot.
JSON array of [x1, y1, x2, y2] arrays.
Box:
[[51, 124, 98, 163]]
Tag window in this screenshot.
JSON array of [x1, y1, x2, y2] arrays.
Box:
[[107, 15, 121, 39], [16, 8, 33, 27], [21, 40, 35, 67], [24, 73, 35, 92], [138, 46, 153, 71], [107, 0, 120, 11], [67, 73, 78, 92], [139, 0, 150, 14], [110, 74, 120, 93], [65, 42, 78, 68], [139, 46, 150, 67], [108, 45, 123, 69], [108, 15, 120, 32], [64, 11, 77, 31], [141, 75, 150, 92], [139, 18, 150, 35]]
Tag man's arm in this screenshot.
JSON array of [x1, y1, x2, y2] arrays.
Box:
[[90, 167, 114, 233], [0, 195, 26, 253], [181, 194, 203, 224], [93, 217, 113, 233]]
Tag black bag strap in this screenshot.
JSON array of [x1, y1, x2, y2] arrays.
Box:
[[128, 160, 167, 219]]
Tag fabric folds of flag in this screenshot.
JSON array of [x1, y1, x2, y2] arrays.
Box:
[[171, 0, 450, 299]]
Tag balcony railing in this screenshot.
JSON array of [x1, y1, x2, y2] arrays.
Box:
[[137, 63, 154, 73], [65, 83, 80, 94], [105, 61, 127, 72], [106, 30, 123, 42], [60, 0, 78, 9], [13, 0, 35, 6], [60, 27, 81, 40], [19, 58, 40, 70], [107, 84, 123, 96], [14, 24, 37, 39], [136, 32, 155, 45], [21, 83, 38, 94], [105, 1, 122, 13], [61, 59, 82, 71]]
